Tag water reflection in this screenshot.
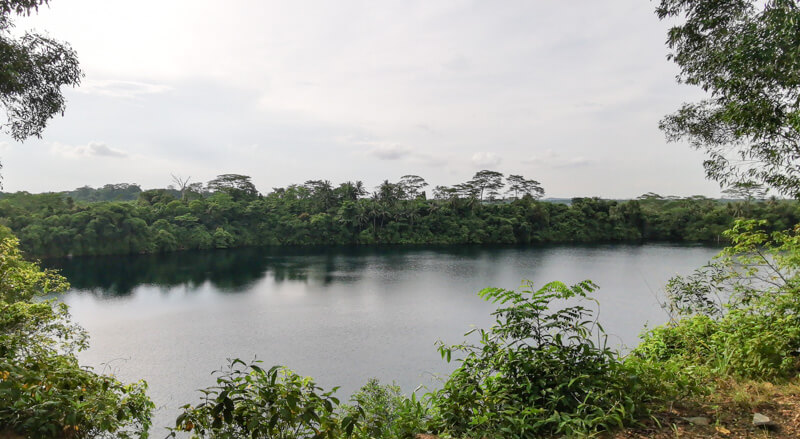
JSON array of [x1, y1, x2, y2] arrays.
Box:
[[46, 246, 378, 295], [44, 245, 548, 296]]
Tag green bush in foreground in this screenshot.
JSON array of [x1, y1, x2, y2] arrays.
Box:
[[632, 220, 800, 401], [0, 227, 154, 438], [343, 379, 429, 439], [430, 280, 642, 438], [170, 360, 358, 439]]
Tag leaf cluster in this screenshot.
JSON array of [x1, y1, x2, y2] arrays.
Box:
[[431, 280, 641, 437], [657, 0, 800, 197], [342, 379, 430, 439], [0, 226, 154, 438], [171, 359, 359, 439], [0, 0, 81, 141]]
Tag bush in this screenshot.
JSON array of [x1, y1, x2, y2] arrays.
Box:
[[0, 228, 153, 438], [0, 354, 152, 439], [631, 219, 800, 400], [171, 359, 358, 439], [344, 379, 429, 439], [430, 280, 642, 438], [633, 306, 800, 382]]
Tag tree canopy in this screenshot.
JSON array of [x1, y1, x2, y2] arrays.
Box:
[[657, 0, 800, 197], [206, 174, 259, 200], [0, 0, 81, 141]]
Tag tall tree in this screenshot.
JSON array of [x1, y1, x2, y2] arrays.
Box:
[[433, 185, 457, 200], [1, 0, 82, 141], [304, 179, 335, 210], [171, 174, 192, 201], [207, 174, 259, 200], [374, 180, 403, 206], [657, 0, 800, 197], [469, 170, 505, 201], [398, 174, 428, 199], [336, 180, 367, 201], [722, 181, 767, 202], [506, 175, 545, 200], [454, 182, 479, 199]]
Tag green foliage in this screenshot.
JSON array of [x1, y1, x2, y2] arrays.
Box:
[[207, 174, 259, 201], [344, 379, 429, 439], [212, 227, 236, 249], [0, 226, 154, 438], [171, 359, 358, 439], [633, 219, 800, 393], [431, 280, 641, 438], [0, 354, 153, 439], [657, 0, 800, 197], [0, 228, 67, 303], [1, 184, 796, 258], [0, 0, 82, 141], [65, 184, 143, 203]]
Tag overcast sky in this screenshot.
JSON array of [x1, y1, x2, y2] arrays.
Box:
[[1, 0, 723, 198]]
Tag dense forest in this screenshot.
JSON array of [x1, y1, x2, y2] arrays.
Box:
[[0, 171, 796, 258]]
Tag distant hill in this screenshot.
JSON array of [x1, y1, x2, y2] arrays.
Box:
[[0, 184, 182, 203]]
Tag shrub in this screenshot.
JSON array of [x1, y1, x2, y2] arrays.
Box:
[[431, 280, 641, 438], [632, 220, 800, 394], [344, 379, 429, 439], [171, 359, 358, 439], [0, 228, 153, 438]]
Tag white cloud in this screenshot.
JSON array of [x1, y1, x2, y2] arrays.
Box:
[[524, 149, 559, 165], [523, 150, 592, 168], [556, 156, 592, 169], [78, 79, 172, 99], [50, 141, 128, 158], [471, 152, 501, 168], [367, 143, 412, 161]]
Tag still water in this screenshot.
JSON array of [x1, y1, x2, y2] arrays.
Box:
[[44, 244, 719, 431]]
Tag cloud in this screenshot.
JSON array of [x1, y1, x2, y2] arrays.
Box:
[[78, 79, 172, 99], [346, 137, 446, 167], [50, 141, 128, 158], [523, 149, 592, 168], [367, 143, 412, 160], [555, 156, 592, 168], [523, 149, 559, 165], [471, 152, 501, 167]]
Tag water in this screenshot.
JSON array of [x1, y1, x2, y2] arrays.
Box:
[[43, 244, 719, 432]]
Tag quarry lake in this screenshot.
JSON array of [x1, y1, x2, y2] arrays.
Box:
[[44, 244, 720, 431]]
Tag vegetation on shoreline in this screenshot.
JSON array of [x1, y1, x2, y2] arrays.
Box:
[[0, 228, 153, 438], [1, 178, 797, 258]]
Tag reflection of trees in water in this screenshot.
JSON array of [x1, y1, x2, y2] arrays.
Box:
[[44, 248, 271, 296], [43, 247, 371, 296], [42, 245, 521, 297]]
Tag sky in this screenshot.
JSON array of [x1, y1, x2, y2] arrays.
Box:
[[0, 0, 723, 198]]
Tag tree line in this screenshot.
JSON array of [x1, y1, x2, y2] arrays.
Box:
[[0, 171, 797, 258]]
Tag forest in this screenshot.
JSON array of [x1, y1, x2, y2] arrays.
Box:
[[0, 171, 796, 258]]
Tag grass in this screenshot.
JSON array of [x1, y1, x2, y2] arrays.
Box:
[[607, 378, 800, 438]]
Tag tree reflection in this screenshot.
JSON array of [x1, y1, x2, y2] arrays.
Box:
[[43, 246, 385, 296], [41, 245, 520, 297]]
